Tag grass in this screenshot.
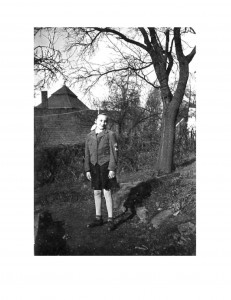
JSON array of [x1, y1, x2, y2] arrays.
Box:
[[35, 151, 196, 255]]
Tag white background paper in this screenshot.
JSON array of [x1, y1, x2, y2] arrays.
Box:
[[0, 1, 231, 299]]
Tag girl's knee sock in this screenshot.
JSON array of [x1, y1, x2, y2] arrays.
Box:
[[103, 189, 113, 218], [94, 190, 102, 216]]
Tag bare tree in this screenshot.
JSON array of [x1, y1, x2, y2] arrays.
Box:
[[62, 27, 196, 174], [34, 27, 68, 91], [34, 27, 196, 174], [144, 87, 162, 142], [101, 73, 142, 134]]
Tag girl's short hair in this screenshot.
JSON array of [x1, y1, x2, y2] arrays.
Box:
[[97, 113, 108, 119]]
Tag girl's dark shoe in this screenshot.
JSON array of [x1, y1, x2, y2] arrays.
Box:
[[107, 220, 116, 231], [87, 218, 103, 228]]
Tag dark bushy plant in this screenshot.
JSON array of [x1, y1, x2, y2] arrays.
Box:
[[35, 144, 85, 187]]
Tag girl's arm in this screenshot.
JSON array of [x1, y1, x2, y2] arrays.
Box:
[[108, 132, 118, 171], [84, 137, 90, 173]]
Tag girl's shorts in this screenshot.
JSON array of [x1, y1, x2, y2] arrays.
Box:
[[90, 162, 117, 190]]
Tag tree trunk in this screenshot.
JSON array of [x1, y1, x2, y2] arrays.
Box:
[[156, 75, 188, 175], [154, 36, 191, 175], [156, 105, 176, 175]]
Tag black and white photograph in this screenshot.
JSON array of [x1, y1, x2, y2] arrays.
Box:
[[34, 27, 196, 256], [1, 1, 231, 299]]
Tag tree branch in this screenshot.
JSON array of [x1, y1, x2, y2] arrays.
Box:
[[186, 46, 196, 63], [93, 27, 148, 51], [174, 27, 184, 61], [138, 28, 152, 51], [165, 29, 169, 58], [166, 52, 173, 76], [148, 27, 163, 53]]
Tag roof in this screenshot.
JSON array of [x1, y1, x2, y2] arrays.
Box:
[[36, 85, 89, 110]]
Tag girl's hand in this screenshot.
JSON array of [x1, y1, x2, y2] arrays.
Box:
[[108, 170, 115, 179], [86, 172, 91, 180]]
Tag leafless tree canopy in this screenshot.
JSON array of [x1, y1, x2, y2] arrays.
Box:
[[34, 27, 196, 174], [61, 27, 195, 93], [34, 27, 68, 91]]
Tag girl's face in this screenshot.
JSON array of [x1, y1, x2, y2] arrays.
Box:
[[96, 114, 108, 131]]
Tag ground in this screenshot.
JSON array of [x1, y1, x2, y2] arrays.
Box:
[[34, 156, 196, 256]]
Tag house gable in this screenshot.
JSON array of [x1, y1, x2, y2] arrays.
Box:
[[36, 85, 89, 110]]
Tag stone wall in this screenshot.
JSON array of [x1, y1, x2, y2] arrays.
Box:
[[34, 108, 117, 148], [34, 108, 97, 148], [34, 108, 77, 116]]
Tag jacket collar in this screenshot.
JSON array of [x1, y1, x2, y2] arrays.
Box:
[[90, 129, 108, 139]]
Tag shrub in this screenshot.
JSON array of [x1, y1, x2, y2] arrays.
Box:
[[35, 144, 85, 187]]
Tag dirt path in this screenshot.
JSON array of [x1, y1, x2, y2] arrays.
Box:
[[35, 161, 196, 256]]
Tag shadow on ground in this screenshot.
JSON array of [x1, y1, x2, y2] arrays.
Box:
[[34, 159, 196, 256], [35, 211, 71, 255], [175, 157, 196, 168]]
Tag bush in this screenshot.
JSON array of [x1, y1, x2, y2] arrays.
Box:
[[35, 144, 85, 187], [34, 136, 161, 187], [117, 136, 159, 172], [174, 127, 196, 165]]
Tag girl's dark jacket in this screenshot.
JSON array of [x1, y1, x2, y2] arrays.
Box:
[[84, 129, 118, 172]]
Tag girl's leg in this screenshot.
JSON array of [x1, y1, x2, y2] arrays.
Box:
[[94, 190, 102, 217], [87, 190, 103, 228], [103, 189, 113, 219], [103, 189, 116, 231]]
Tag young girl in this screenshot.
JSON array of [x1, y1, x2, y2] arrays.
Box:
[[84, 113, 118, 231]]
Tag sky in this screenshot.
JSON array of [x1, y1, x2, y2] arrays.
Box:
[[34, 31, 118, 107], [34, 28, 196, 108]]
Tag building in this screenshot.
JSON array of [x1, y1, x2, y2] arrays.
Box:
[[34, 85, 99, 148], [35, 85, 89, 110]]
